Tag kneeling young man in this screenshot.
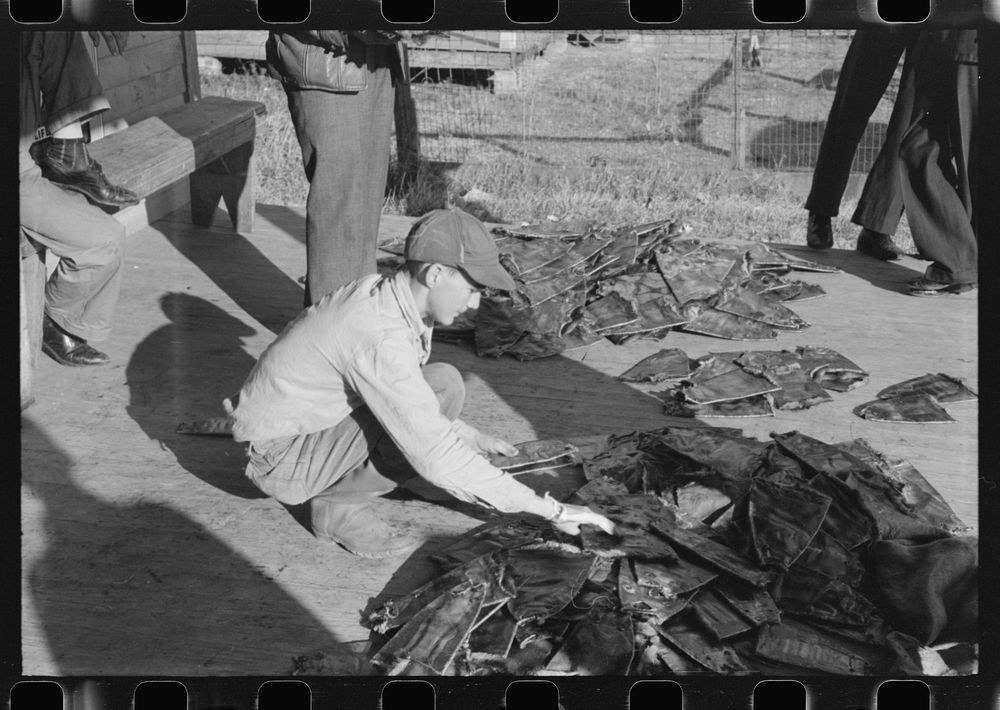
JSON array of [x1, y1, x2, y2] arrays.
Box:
[[227, 208, 614, 558]]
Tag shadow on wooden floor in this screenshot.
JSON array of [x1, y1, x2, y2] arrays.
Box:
[[771, 242, 925, 295], [21, 416, 359, 675], [156, 220, 304, 335], [124, 292, 264, 500]]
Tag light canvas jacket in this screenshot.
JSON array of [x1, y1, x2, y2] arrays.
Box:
[[228, 271, 553, 517]]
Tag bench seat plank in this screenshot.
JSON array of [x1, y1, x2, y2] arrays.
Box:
[[91, 96, 266, 201]]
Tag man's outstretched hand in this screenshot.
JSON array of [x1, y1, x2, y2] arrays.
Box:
[[550, 502, 616, 536]]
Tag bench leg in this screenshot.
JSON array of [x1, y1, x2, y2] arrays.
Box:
[[189, 142, 256, 233], [20, 237, 47, 409]]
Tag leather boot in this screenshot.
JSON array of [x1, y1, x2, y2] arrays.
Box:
[[856, 228, 904, 261], [310, 497, 419, 559], [34, 138, 140, 208], [42, 316, 110, 367], [806, 212, 833, 250]]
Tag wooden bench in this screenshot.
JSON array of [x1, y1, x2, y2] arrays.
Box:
[[91, 95, 266, 234]]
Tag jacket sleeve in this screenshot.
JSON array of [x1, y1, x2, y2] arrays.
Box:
[[342, 335, 556, 519]]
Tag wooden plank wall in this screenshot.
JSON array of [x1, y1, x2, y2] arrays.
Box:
[[196, 30, 268, 61], [194, 30, 556, 70], [87, 31, 199, 140]]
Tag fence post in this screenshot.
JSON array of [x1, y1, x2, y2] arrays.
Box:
[[394, 42, 421, 183], [732, 31, 746, 170]]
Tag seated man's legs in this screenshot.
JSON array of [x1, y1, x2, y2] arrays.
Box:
[[245, 363, 466, 557], [20, 165, 126, 365]]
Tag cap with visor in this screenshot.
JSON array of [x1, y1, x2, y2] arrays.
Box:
[[404, 208, 517, 292]]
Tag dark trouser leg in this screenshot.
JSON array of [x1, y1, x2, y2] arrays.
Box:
[[285, 67, 395, 306], [898, 122, 977, 285], [898, 33, 978, 286], [849, 33, 921, 235], [805, 28, 908, 218]]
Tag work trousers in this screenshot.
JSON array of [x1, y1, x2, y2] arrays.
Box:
[[897, 31, 978, 285], [20, 31, 124, 342], [805, 28, 910, 227], [283, 68, 396, 306], [245, 363, 465, 506]]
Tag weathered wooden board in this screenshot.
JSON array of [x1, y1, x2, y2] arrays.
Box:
[[102, 65, 189, 125], [196, 30, 268, 61], [89, 96, 264, 199], [85, 31, 199, 140], [95, 33, 186, 95]]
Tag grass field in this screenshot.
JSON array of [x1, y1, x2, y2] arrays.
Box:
[[200, 31, 913, 251]]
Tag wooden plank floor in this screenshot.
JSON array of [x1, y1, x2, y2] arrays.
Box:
[[20, 203, 978, 676]]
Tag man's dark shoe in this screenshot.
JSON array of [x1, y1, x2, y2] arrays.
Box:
[[856, 228, 905, 261], [36, 138, 140, 208], [908, 277, 976, 297], [41, 316, 110, 367], [806, 212, 833, 250]]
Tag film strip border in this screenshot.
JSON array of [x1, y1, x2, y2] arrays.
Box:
[[2, 0, 1000, 27], [5, 1, 997, 709], [8, 676, 1000, 708]]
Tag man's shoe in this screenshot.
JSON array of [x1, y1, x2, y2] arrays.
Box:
[[908, 277, 976, 297], [36, 138, 140, 208], [41, 316, 110, 367], [856, 228, 904, 261], [806, 212, 833, 250], [310, 499, 419, 559]]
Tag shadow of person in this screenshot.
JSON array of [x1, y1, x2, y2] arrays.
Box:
[[154, 217, 303, 335], [20, 416, 362, 676], [125, 292, 263, 500], [767, 241, 926, 295]]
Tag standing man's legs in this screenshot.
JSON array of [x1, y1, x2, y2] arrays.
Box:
[[847, 31, 929, 261], [899, 123, 977, 288], [360, 66, 396, 282], [805, 28, 907, 218], [898, 42, 978, 292], [285, 66, 396, 306], [804, 28, 908, 249]]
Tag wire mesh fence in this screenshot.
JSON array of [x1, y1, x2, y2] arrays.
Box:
[[403, 30, 901, 174]]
